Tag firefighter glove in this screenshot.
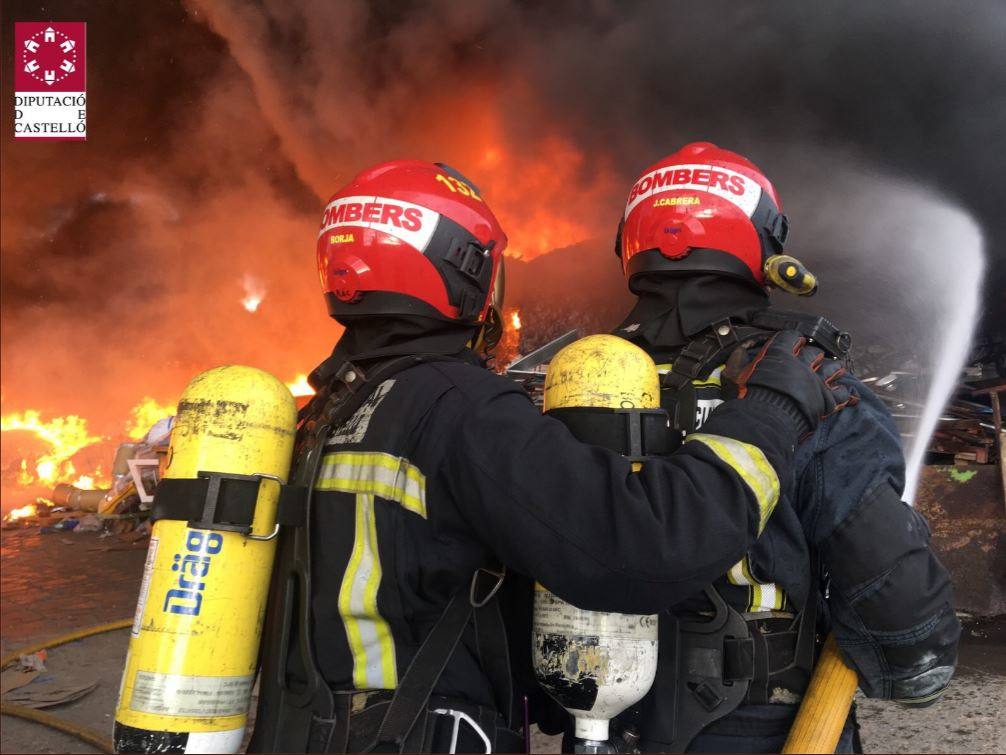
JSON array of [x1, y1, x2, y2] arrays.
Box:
[[722, 330, 858, 436]]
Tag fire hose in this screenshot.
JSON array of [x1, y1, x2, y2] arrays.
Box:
[[1, 618, 132, 754]]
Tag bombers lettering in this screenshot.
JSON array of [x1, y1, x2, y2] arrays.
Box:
[[630, 167, 746, 203], [322, 201, 424, 232], [319, 194, 441, 253], [625, 162, 763, 219]]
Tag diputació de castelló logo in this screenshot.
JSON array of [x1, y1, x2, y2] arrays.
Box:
[[14, 22, 87, 140]]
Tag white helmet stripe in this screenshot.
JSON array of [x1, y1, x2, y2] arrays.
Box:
[[624, 164, 763, 219], [319, 195, 440, 253]]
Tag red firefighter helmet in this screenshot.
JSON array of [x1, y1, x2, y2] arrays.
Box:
[[317, 160, 507, 322], [616, 142, 789, 289]]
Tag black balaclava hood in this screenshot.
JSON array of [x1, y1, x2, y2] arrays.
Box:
[[615, 273, 770, 363], [309, 314, 480, 391]]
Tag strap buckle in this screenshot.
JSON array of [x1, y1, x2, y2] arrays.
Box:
[[470, 566, 506, 608], [616, 408, 671, 461], [711, 319, 740, 349], [188, 470, 284, 538], [334, 361, 366, 393], [431, 708, 492, 754], [444, 238, 490, 281]]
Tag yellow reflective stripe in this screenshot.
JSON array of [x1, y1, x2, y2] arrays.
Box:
[[317, 451, 426, 518], [752, 583, 766, 612], [727, 557, 787, 611], [685, 433, 779, 533], [693, 365, 724, 388], [654, 363, 723, 386], [750, 582, 787, 612], [339, 494, 397, 690], [364, 493, 397, 689], [339, 495, 369, 687]]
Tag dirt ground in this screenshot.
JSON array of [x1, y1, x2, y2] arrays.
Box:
[[1, 529, 1004, 754]]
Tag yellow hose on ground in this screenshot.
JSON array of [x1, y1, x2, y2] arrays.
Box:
[[782, 634, 859, 754], [1, 618, 132, 668], [1, 618, 132, 754], [1, 701, 113, 753]]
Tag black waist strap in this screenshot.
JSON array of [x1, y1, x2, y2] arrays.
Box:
[[546, 406, 672, 461], [152, 472, 284, 533], [722, 629, 801, 683]]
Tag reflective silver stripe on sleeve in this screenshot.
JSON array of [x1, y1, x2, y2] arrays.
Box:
[[685, 432, 780, 534]]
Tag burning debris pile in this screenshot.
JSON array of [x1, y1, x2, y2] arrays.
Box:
[[1, 378, 317, 535], [1, 408, 173, 536]]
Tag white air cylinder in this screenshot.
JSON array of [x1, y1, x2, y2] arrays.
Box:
[[533, 585, 659, 743]]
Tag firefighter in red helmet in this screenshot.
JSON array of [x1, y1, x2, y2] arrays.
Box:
[[250, 159, 851, 753], [609, 143, 960, 752]]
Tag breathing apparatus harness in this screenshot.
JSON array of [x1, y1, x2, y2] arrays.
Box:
[[247, 355, 521, 754], [661, 308, 851, 443], [620, 308, 851, 752]]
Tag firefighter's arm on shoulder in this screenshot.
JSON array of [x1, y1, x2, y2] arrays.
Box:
[[804, 377, 961, 706], [443, 378, 799, 615]]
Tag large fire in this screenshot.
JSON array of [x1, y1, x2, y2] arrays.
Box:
[[477, 135, 612, 260], [0, 95, 613, 516], [1, 411, 104, 487], [1, 374, 320, 513]]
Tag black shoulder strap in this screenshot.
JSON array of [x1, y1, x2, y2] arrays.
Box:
[[750, 308, 852, 360], [662, 308, 852, 394], [369, 568, 509, 751], [661, 319, 767, 391]]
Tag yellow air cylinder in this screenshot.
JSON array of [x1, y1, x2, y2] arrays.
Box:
[[534, 335, 661, 745], [782, 634, 859, 753], [113, 366, 296, 754], [543, 334, 660, 415]]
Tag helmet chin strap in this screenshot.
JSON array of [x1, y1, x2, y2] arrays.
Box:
[[470, 257, 506, 357], [470, 305, 503, 356]]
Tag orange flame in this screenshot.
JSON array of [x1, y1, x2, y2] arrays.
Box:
[[1, 411, 105, 487], [6, 502, 38, 521], [125, 397, 175, 440], [241, 273, 266, 312], [468, 117, 616, 262], [74, 474, 97, 490], [286, 374, 315, 397], [494, 306, 525, 369], [242, 294, 263, 312]]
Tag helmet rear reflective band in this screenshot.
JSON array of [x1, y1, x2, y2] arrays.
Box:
[[624, 164, 763, 220], [320, 196, 440, 255]]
